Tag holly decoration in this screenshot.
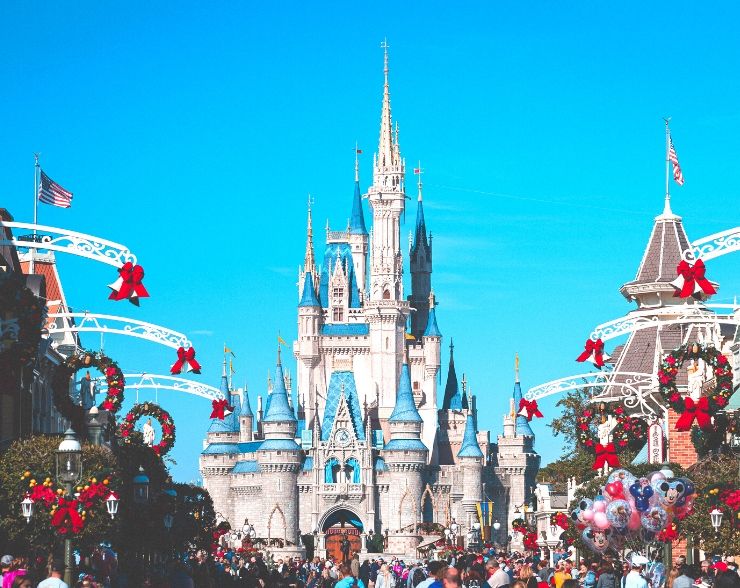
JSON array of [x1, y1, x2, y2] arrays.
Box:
[[0, 272, 46, 384], [657, 342, 735, 418], [20, 469, 117, 536], [576, 402, 648, 452], [52, 350, 126, 434], [119, 402, 176, 456], [511, 518, 527, 534], [550, 511, 570, 530]]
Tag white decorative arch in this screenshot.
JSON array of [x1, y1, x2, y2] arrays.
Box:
[[46, 312, 192, 350], [0, 221, 137, 267], [684, 227, 740, 262], [525, 371, 660, 417], [94, 373, 225, 401], [398, 487, 419, 530], [420, 483, 437, 524]]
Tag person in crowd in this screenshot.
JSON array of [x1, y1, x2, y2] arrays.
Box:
[[519, 564, 538, 588], [536, 561, 552, 587], [37, 560, 69, 588], [444, 569, 463, 588], [553, 562, 572, 588], [714, 566, 740, 588], [335, 562, 366, 588], [417, 562, 446, 588], [623, 561, 647, 588], [376, 564, 395, 588], [671, 565, 694, 588], [595, 563, 615, 588], [10, 578, 32, 588], [487, 561, 510, 588], [1, 558, 27, 588]]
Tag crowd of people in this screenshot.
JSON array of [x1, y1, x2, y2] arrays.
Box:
[[4, 549, 740, 588]]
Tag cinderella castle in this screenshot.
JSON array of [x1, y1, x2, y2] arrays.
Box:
[[200, 46, 540, 559]]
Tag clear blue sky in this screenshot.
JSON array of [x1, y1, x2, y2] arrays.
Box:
[[2, 1, 739, 482]]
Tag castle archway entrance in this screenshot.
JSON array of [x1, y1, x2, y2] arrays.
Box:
[[320, 507, 363, 564]]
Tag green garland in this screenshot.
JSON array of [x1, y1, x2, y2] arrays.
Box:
[[119, 402, 176, 456], [52, 350, 126, 434], [657, 342, 735, 413], [0, 272, 46, 384]]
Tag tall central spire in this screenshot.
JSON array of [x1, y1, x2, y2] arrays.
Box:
[[378, 38, 394, 168]]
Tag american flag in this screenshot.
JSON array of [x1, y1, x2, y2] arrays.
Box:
[[38, 170, 73, 208], [668, 134, 684, 186]]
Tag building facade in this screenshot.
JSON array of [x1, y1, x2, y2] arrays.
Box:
[[200, 50, 540, 558]]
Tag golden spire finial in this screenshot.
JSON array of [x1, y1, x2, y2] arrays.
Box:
[[515, 353, 520, 383]]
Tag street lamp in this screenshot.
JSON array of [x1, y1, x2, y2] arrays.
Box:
[[710, 508, 723, 535], [105, 492, 120, 519], [21, 496, 34, 523], [55, 429, 82, 588], [133, 467, 150, 505]]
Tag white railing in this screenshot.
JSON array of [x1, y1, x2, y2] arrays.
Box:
[[0, 221, 137, 267], [94, 373, 224, 401], [684, 226, 740, 262], [47, 312, 191, 350]]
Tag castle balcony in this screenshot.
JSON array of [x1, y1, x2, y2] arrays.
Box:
[[321, 483, 364, 501]]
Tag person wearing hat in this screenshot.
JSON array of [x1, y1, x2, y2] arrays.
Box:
[[623, 558, 648, 588], [0, 556, 11, 582]]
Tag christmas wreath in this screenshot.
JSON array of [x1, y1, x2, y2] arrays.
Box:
[[52, 350, 126, 434], [0, 272, 46, 384], [576, 402, 648, 469], [119, 402, 176, 456], [657, 343, 735, 431], [511, 517, 527, 534], [550, 512, 570, 530], [20, 469, 118, 536]]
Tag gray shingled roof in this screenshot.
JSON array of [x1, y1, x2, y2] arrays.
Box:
[[623, 215, 691, 287]]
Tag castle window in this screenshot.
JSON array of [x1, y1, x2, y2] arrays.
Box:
[[332, 307, 344, 322], [333, 287, 344, 299], [413, 381, 420, 390], [383, 289, 390, 300]]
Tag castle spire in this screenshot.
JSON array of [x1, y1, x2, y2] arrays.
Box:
[[515, 353, 520, 383], [350, 145, 367, 235], [378, 38, 394, 168], [304, 194, 316, 274], [513, 357, 534, 438], [442, 339, 462, 410]]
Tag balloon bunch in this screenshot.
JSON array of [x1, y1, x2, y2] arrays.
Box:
[[571, 468, 695, 553]]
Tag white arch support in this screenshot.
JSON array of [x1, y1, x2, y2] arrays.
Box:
[[94, 373, 225, 401], [589, 306, 740, 343], [684, 227, 740, 262], [0, 221, 137, 267], [47, 312, 191, 350], [524, 371, 660, 417]]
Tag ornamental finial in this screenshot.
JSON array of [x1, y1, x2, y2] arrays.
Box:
[[515, 353, 520, 383]]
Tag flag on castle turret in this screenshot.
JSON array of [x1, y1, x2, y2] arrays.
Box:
[[668, 134, 684, 186]]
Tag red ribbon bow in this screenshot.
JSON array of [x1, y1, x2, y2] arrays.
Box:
[[210, 398, 234, 420], [675, 396, 711, 431], [108, 262, 150, 306], [518, 399, 543, 421], [576, 338, 609, 368], [170, 346, 202, 375], [51, 498, 84, 535], [673, 260, 716, 299], [592, 442, 620, 470]]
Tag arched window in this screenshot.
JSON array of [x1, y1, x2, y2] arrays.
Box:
[[345, 458, 361, 484], [383, 289, 391, 300], [325, 458, 340, 483]]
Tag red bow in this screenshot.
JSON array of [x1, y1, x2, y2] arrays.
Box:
[[672, 260, 716, 299], [675, 396, 711, 431], [210, 398, 234, 420], [108, 262, 150, 306], [518, 399, 543, 421], [592, 442, 620, 470], [170, 346, 201, 375], [51, 498, 84, 535], [576, 338, 610, 368]]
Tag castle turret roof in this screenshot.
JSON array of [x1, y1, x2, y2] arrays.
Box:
[[349, 180, 367, 235], [298, 272, 320, 307], [263, 356, 297, 423], [457, 410, 484, 458], [389, 363, 422, 423], [442, 341, 462, 410]]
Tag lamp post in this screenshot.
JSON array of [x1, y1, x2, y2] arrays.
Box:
[[133, 467, 150, 505], [710, 508, 723, 537], [21, 495, 34, 523], [55, 429, 82, 587], [105, 492, 120, 519], [492, 521, 501, 549]]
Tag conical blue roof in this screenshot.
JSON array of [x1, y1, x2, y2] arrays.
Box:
[[263, 361, 297, 423], [513, 380, 534, 437], [349, 180, 367, 235], [208, 362, 239, 432], [458, 411, 484, 458], [298, 272, 320, 307], [442, 343, 462, 410], [389, 364, 422, 423], [413, 196, 428, 250], [242, 388, 253, 417], [424, 305, 441, 337]]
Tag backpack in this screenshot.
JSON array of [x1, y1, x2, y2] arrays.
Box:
[[412, 568, 427, 587], [584, 571, 597, 588]]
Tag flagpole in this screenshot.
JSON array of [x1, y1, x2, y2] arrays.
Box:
[[30, 153, 40, 274], [663, 118, 671, 214]]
